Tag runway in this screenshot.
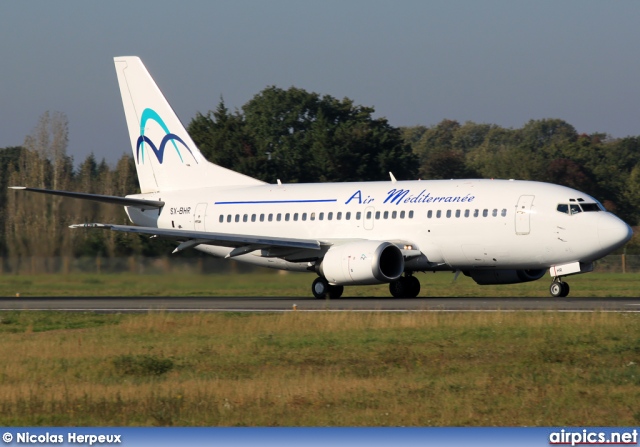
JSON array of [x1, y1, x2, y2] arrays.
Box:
[[0, 296, 638, 312]]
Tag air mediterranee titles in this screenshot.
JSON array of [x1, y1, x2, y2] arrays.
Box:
[[345, 188, 476, 205]]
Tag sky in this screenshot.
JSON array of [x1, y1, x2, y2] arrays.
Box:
[[1, 0, 639, 166]]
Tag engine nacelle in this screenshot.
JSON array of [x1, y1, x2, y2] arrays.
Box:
[[467, 269, 546, 285], [319, 241, 404, 286]]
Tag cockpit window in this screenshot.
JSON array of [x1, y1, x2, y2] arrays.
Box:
[[581, 203, 601, 212], [569, 204, 582, 215], [558, 201, 603, 215]]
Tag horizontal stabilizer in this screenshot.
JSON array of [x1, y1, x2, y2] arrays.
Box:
[[10, 187, 164, 210]]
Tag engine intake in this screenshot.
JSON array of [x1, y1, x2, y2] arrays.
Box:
[[467, 269, 546, 285], [319, 241, 404, 285]]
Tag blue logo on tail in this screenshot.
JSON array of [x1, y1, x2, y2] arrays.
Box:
[[136, 108, 198, 164]]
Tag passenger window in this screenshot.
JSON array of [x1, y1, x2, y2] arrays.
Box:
[[337, 212, 342, 220], [492, 209, 497, 217], [366, 211, 372, 219], [277, 213, 282, 221], [310, 212, 315, 221], [482, 209, 488, 217], [473, 209, 479, 218], [268, 214, 273, 222], [260, 214, 265, 222], [251, 214, 256, 222], [383, 211, 389, 219], [227, 215, 232, 223], [375, 211, 380, 219], [446, 210, 452, 218], [302, 213, 307, 221], [464, 209, 470, 218], [348, 212, 353, 220], [243, 214, 248, 222], [455, 210, 461, 218], [409, 210, 414, 218], [392, 211, 397, 219], [327, 212, 332, 220], [570, 204, 582, 215], [436, 210, 441, 218], [319, 212, 324, 221], [427, 210, 433, 219], [235, 214, 240, 223], [294, 213, 299, 221], [501, 209, 507, 217], [219, 215, 224, 223], [285, 213, 290, 221], [400, 211, 406, 219], [557, 204, 569, 214]]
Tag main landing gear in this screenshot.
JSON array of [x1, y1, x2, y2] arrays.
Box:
[[312, 277, 344, 299], [549, 278, 570, 297], [311, 274, 421, 299], [389, 274, 421, 298]]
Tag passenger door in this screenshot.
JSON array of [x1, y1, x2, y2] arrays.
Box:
[[515, 195, 535, 235]]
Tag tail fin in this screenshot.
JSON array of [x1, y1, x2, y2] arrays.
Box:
[[114, 56, 264, 193]]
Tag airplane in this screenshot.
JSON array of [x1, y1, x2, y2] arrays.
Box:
[[11, 56, 633, 298]]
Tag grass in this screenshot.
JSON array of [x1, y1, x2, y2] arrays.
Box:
[[0, 311, 638, 426], [0, 271, 639, 297]]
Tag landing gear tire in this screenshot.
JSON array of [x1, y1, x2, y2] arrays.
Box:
[[312, 278, 343, 299], [405, 276, 421, 298], [550, 280, 570, 298], [328, 285, 344, 299], [389, 279, 406, 298], [389, 275, 421, 298], [312, 277, 329, 299]]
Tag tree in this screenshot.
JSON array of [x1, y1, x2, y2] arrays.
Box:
[[545, 158, 595, 193], [518, 118, 578, 151], [0, 146, 23, 255], [189, 87, 418, 183], [4, 112, 75, 270], [412, 120, 491, 180]]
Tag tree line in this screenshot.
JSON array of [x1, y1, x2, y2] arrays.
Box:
[[1, 87, 638, 263]]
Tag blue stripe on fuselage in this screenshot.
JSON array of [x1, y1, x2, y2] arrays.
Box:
[[214, 199, 337, 205]]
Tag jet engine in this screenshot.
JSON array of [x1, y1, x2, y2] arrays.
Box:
[[466, 269, 546, 285], [319, 241, 404, 286]]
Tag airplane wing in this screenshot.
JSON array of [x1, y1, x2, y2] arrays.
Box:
[[9, 187, 164, 210], [70, 223, 423, 261], [69, 223, 322, 257]]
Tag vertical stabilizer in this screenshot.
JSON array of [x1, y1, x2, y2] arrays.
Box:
[[114, 56, 264, 192]]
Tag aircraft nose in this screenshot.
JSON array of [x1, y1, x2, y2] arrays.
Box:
[[598, 214, 633, 252]]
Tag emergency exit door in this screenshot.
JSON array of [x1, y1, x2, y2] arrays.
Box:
[[194, 203, 207, 231]]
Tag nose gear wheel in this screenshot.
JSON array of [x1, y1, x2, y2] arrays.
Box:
[[549, 280, 570, 297]]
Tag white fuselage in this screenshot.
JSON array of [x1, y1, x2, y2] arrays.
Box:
[[125, 178, 631, 273]]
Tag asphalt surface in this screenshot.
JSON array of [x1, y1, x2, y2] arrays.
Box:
[[0, 296, 638, 312]]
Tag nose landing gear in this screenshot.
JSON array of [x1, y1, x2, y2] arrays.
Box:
[[549, 279, 570, 297]]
